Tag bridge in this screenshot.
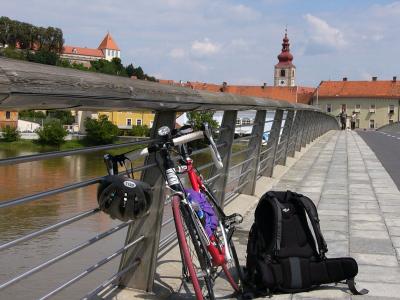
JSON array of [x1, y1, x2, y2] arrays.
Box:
[[0, 57, 399, 299]]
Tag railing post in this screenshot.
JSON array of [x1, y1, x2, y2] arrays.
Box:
[[239, 110, 266, 195], [307, 112, 316, 143], [305, 111, 314, 144], [262, 109, 283, 177], [315, 113, 322, 139], [317, 113, 324, 138], [293, 110, 305, 153], [118, 111, 176, 292], [210, 110, 237, 207], [276, 110, 294, 166], [287, 110, 301, 157], [300, 111, 311, 148]]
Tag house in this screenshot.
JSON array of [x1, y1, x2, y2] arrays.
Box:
[[313, 77, 400, 129]]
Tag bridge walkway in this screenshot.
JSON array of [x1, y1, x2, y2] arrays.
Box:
[[114, 130, 400, 300]]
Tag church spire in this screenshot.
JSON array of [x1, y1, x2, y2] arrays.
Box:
[[274, 28, 296, 87], [277, 29, 293, 64]]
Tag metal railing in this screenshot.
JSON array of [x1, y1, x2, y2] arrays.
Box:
[[0, 57, 339, 299]]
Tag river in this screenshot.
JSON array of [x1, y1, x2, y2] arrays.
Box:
[[0, 144, 147, 300]]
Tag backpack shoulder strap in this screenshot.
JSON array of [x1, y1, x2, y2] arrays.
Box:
[[294, 194, 328, 258], [265, 192, 283, 255]]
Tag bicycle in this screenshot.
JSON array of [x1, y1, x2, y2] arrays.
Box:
[[102, 123, 244, 300]]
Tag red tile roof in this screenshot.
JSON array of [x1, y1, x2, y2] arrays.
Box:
[[159, 80, 314, 104], [62, 46, 104, 57], [318, 80, 400, 98], [98, 33, 120, 50]]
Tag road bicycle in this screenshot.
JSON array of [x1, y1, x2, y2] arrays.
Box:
[[103, 123, 244, 300]]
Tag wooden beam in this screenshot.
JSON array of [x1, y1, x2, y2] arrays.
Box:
[[0, 57, 316, 112]]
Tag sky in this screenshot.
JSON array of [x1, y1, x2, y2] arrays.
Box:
[[2, 0, 400, 87]]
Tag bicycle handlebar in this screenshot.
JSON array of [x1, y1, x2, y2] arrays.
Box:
[[202, 123, 223, 170], [104, 124, 223, 175]]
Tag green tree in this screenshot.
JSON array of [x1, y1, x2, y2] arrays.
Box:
[[0, 47, 27, 60], [19, 110, 46, 119], [187, 111, 219, 131], [36, 120, 67, 146], [47, 110, 75, 125], [84, 115, 119, 145], [2, 126, 20, 142], [27, 49, 59, 65], [125, 63, 135, 77], [129, 125, 150, 137]]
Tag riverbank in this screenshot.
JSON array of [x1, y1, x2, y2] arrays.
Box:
[[0, 139, 146, 159]]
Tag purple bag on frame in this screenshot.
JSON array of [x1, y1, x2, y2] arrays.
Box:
[[185, 189, 218, 237]]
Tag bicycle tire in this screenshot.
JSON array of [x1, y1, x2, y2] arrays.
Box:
[[223, 236, 244, 293], [172, 196, 215, 300]]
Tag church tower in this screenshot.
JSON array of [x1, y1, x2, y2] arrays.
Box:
[[98, 32, 120, 61], [274, 29, 296, 87]]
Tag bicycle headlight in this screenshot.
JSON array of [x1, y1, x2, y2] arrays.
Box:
[[158, 126, 171, 137]]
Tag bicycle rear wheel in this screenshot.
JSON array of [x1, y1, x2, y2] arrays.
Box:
[[172, 196, 215, 300]]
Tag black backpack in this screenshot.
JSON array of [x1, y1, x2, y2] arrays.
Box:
[[245, 190, 368, 297]]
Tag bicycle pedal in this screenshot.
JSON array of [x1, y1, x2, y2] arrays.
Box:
[[224, 213, 243, 226]]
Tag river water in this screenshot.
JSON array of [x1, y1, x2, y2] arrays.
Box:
[[0, 145, 139, 300]]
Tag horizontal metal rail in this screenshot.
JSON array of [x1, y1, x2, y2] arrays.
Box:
[[233, 134, 257, 142], [204, 173, 221, 184], [0, 177, 102, 210], [39, 235, 145, 300], [224, 179, 250, 203], [275, 145, 286, 155], [190, 142, 226, 156], [224, 192, 240, 206], [0, 139, 154, 166], [229, 156, 256, 171], [226, 168, 252, 185], [260, 146, 273, 155], [0, 220, 133, 290], [196, 161, 215, 172], [257, 160, 273, 175], [82, 259, 141, 300], [230, 147, 251, 158], [0, 208, 100, 251], [259, 152, 274, 165]]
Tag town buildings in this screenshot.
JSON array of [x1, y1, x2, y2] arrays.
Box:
[[0, 111, 18, 130], [313, 78, 400, 129], [60, 33, 120, 67]]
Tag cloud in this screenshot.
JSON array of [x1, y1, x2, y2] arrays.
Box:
[[191, 38, 221, 56], [372, 1, 400, 16], [228, 4, 261, 20], [169, 48, 186, 58], [304, 14, 346, 55]]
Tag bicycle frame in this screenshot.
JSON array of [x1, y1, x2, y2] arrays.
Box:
[[176, 146, 234, 265]]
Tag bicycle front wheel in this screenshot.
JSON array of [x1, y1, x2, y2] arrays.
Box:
[[172, 196, 215, 300]]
